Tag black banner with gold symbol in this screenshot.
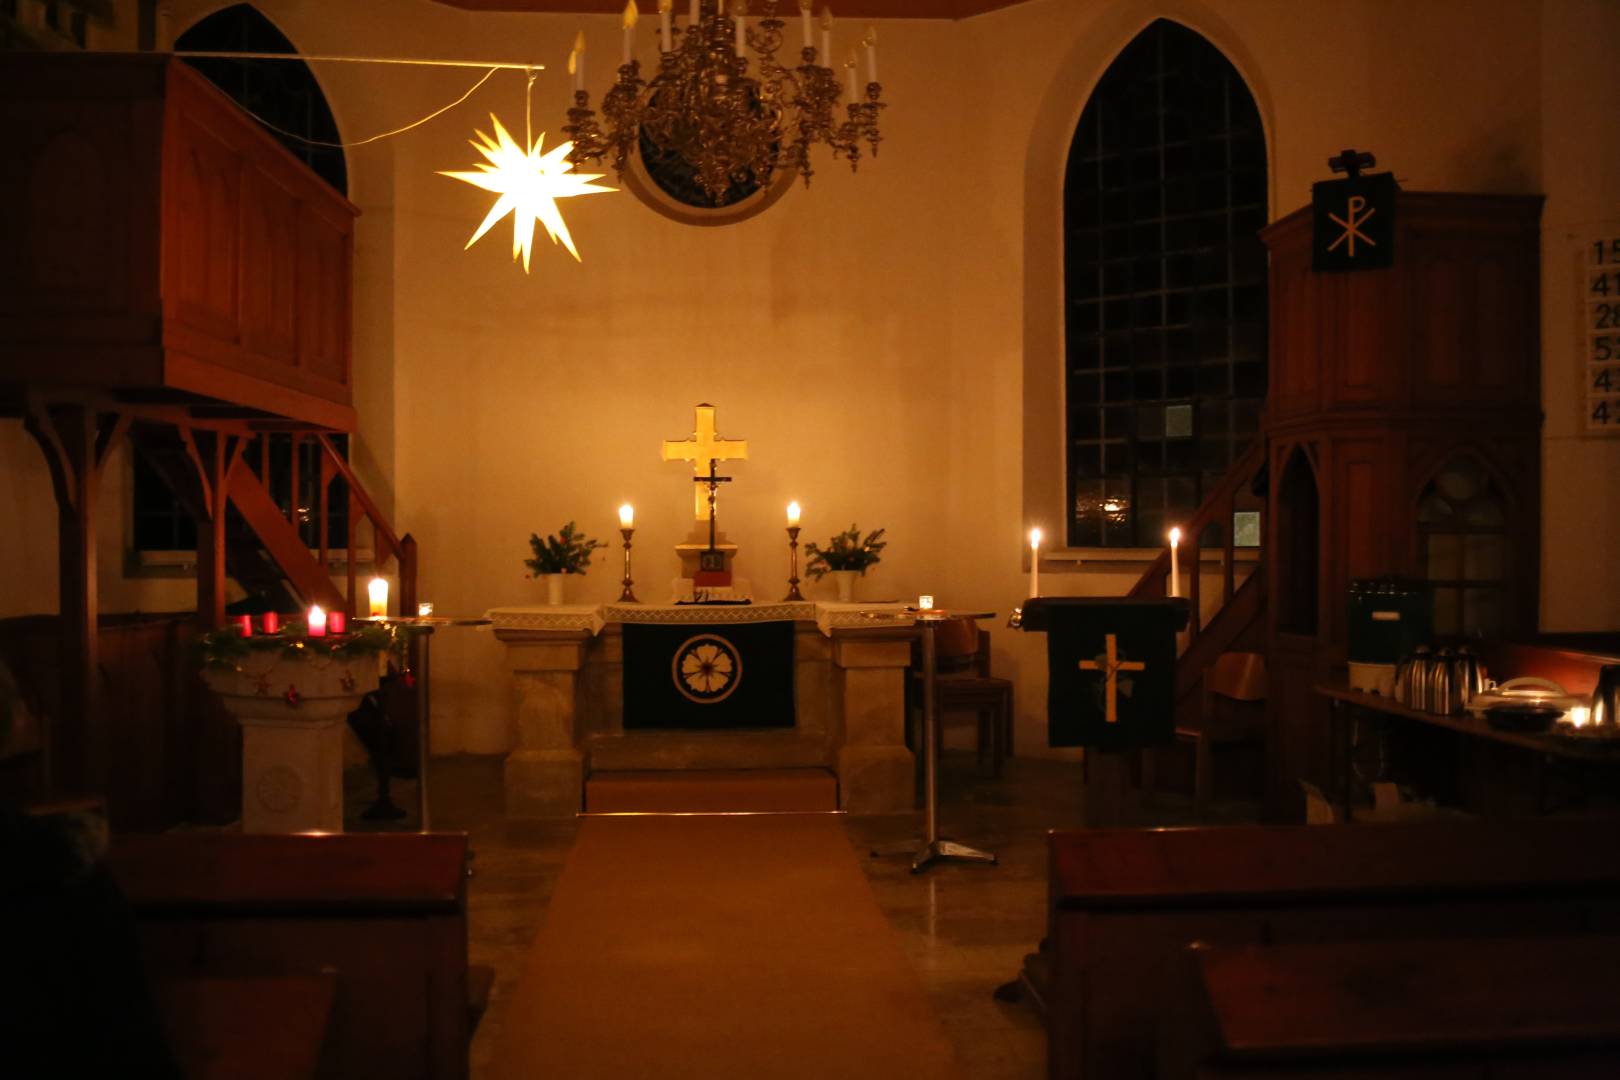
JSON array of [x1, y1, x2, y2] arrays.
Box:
[[1019, 598, 1188, 749], [623, 621, 795, 730], [1312, 171, 1396, 272]]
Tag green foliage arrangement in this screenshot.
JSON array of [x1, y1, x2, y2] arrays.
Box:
[[804, 524, 887, 579], [196, 619, 404, 671], [525, 521, 607, 576]]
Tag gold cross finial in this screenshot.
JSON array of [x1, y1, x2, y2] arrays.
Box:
[[662, 403, 749, 520], [1077, 633, 1146, 724]]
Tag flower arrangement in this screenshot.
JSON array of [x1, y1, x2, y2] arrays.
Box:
[[804, 524, 887, 579], [525, 521, 607, 576]]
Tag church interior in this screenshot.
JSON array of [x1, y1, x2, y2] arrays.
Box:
[[4, 0, 1620, 1076]]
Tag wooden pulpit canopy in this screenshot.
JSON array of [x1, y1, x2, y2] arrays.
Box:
[[0, 53, 359, 431]]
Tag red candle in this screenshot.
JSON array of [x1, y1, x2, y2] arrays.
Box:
[[328, 610, 347, 634], [262, 611, 280, 634], [236, 614, 253, 637], [307, 605, 327, 637]]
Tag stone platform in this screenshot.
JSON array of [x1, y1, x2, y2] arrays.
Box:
[[486, 602, 919, 818]]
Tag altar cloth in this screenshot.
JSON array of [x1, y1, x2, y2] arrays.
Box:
[[484, 601, 914, 637]]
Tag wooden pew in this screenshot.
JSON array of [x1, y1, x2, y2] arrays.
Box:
[[1164, 936, 1620, 1078], [1045, 821, 1620, 1080], [157, 975, 338, 1080], [108, 832, 471, 1080]]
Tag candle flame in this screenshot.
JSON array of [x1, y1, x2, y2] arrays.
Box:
[[787, 501, 801, 525], [821, 6, 833, 29], [1169, 526, 1182, 545], [659, 0, 672, 11], [864, 23, 877, 44], [619, 503, 635, 527], [574, 29, 587, 52], [1569, 705, 1591, 728], [623, 0, 639, 29], [1029, 527, 1042, 548]]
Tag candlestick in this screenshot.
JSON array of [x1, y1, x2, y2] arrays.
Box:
[[262, 611, 280, 634], [785, 525, 805, 601], [622, 1, 638, 66], [1029, 527, 1042, 599], [619, 526, 639, 603], [308, 604, 327, 637], [1168, 526, 1182, 599], [368, 576, 389, 619], [328, 610, 347, 635], [236, 614, 253, 637]]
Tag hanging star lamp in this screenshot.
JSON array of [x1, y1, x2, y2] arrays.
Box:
[[438, 70, 615, 269]]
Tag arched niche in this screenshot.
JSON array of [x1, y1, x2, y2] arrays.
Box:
[[1415, 453, 1513, 640], [1274, 445, 1319, 636]]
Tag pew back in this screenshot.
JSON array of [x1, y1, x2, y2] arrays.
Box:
[[1046, 821, 1620, 1080], [109, 832, 470, 1080]]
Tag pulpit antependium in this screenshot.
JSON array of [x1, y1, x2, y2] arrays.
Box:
[[487, 602, 919, 816]]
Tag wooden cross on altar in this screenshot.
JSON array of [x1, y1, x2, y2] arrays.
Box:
[[1078, 633, 1146, 724], [662, 403, 749, 520]]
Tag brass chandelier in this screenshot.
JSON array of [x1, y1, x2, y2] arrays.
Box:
[[563, 0, 886, 204]]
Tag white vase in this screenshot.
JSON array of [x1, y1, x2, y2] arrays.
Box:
[[543, 573, 567, 605], [831, 569, 858, 602]]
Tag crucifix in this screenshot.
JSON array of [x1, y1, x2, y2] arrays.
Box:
[[1078, 633, 1146, 725], [661, 403, 749, 520], [695, 458, 731, 571]]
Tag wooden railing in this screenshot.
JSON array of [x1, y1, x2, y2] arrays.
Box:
[[1128, 435, 1268, 648]]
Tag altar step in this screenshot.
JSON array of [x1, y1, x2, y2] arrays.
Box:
[[584, 730, 829, 772], [584, 768, 839, 814]]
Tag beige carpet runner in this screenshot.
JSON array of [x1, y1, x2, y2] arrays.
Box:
[[584, 767, 840, 814], [488, 811, 961, 1079]]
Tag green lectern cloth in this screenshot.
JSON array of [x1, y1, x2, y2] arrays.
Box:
[[1019, 597, 1189, 749]]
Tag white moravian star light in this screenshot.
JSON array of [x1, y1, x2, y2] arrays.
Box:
[[439, 114, 614, 270]]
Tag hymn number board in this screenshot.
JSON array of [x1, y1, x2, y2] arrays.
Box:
[[1588, 232, 1620, 434]]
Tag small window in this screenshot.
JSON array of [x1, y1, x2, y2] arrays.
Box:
[[1419, 457, 1509, 639]]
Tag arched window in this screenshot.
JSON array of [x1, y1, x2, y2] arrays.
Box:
[[1418, 456, 1509, 639], [174, 4, 347, 194], [1064, 20, 1267, 547]]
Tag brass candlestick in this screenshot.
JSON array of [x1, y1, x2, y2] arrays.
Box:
[[785, 525, 804, 601], [618, 527, 638, 603]]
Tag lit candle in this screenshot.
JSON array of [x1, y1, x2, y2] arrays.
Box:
[[863, 23, 877, 83], [262, 611, 280, 634], [622, 1, 638, 66], [567, 48, 578, 93], [787, 501, 801, 527], [821, 6, 833, 61], [572, 30, 586, 92], [845, 50, 857, 99], [1568, 705, 1591, 728], [690, 0, 698, 27], [418, 602, 435, 618], [328, 610, 347, 634], [735, 0, 746, 57], [659, 0, 673, 51], [800, 0, 813, 49], [619, 503, 635, 528], [308, 604, 327, 637], [919, 595, 934, 611], [1168, 526, 1182, 599], [236, 614, 253, 637], [1029, 527, 1042, 599], [368, 576, 389, 619]]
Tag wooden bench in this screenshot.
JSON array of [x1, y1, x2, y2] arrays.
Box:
[[1164, 936, 1620, 1078], [157, 975, 337, 1080], [1043, 821, 1620, 1080], [108, 832, 472, 1080]]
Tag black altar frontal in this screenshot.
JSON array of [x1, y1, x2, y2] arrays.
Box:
[[622, 620, 796, 730], [1019, 597, 1190, 749]]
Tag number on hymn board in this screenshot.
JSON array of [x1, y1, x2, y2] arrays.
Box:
[[1591, 365, 1620, 394], [1598, 238, 1620, 265], [1584, 235, 1620, 436]]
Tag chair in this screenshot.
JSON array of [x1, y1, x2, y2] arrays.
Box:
[[1189, 651, 1267, 810], [907, 617, 1014, 778]]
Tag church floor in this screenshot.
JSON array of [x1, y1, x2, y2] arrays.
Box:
[[343, 752, 1251, 1079]]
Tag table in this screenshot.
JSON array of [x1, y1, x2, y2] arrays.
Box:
[[1315, 682, 1620, 820], [875, 609, 999, 874]]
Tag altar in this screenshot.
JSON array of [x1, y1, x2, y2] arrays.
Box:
[[487, 601, 918, 817]]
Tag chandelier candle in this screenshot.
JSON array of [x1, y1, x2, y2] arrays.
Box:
[[821, 6, 832, 58], [800, 0, 813, 48], [572, 31, 586, 92], [864, 24, 877, 82], [660, 0, 673, 51], [623, 2, 637, 65]]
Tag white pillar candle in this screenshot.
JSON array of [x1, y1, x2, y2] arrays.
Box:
[[863, 23, 877, 83], [735, 0, 746, 56], [368, 576, 389, 618], [1168, 527, 1182, 599], [786, 501, 801, 527], [1029, 527, 1042, 599], [307, 604, 327, 637], [619, 503, 635, 528], [820, 6, 832, 62], [659, 0, 672, 51], [919, 595, 934, 611], [418, 602, 435, 618], [800, 0, 813, 49]]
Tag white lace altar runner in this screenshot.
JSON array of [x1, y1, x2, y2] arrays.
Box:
[[484, 600, 914, 636]]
